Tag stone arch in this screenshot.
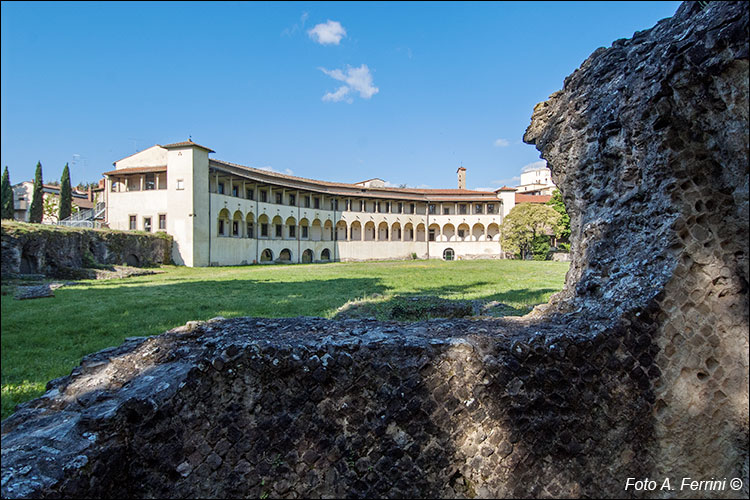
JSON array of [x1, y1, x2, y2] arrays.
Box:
[[278, 248, 292, 262], [378, 221, 389, 241], [391, 222, 401, 241], [232, 210, 244, 237], [350, 220, 362, 241], [246, 212, 255, 239], [311, 218, 323, 241], [487, 223, 500, 242], [299, 218, 310, 239], [416, 223, 426, 242], [323, 220, 334, 241], [302, 249, 313, 263], [336, 220, 347, 241], [472, 223, 485, 242], [260, 248, 273, 262], [320, 248, 331, 261], [403, 222, 414, 241], [364, 221, 375, 241], [285, 217, 297, 240], [217, 208, 230, 237], [457, 223, 470, 241], [258, 214, 270, 239], [428, 223, 440, 242], [443, 223, 456, 242]]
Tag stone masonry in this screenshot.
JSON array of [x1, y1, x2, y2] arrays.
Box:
[[1, 1, 748, 498]]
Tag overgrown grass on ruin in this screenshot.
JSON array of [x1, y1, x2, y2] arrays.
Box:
[[1, 259, 568, 419]]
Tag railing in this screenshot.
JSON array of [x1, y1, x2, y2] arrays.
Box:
[[57, 202, 105, 227]]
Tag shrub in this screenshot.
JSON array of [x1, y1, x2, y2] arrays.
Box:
[[531, 235, 551, 260]]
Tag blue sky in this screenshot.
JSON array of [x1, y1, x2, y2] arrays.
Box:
[[1, 1, 681, 190]]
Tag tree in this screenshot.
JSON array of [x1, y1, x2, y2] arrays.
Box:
[[59, 163, 72, 221], [1, 166, 13, 219], [29, 162, 44, 223], [500, 203, 563, 260], [546, 189, 571, 241], [43, 195, 60, 223]]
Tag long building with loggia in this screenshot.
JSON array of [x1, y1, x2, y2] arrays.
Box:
[[102, 140, 538, 267]]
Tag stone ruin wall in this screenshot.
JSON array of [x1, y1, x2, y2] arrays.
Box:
[[1, 222, 173, 277], [1, 1, 748, 498]]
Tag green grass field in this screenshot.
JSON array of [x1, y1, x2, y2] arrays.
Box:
[[1, 259, 569, 420]]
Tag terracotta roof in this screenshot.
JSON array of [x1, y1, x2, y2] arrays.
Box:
[[494, 186, 517, 192], [73, 198, 94, 210], [515, 193, 552, 204], [457, 167, 466, 172], [102, 166, 167, 176], [210, 158, 498, 200], [162, 140, 215, 153]]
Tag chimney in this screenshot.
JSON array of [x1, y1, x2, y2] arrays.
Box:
[[88, 186, 93, 202], [457, 167, 466, 189]]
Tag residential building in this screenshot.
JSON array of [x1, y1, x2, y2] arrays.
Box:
[[12, 180, 104, 224]]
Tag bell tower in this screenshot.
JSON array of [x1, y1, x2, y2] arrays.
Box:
[[457, 166, 466, 189]]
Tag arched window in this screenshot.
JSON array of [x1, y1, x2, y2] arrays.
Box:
[[279, 249, 292, 262], [443, 248, 455, 261], [320, 248, 331, 261], [260, 249, 273, 262], [302, 249, 313, 263]]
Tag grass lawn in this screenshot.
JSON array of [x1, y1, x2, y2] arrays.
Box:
[[1, 259, 569, 420]]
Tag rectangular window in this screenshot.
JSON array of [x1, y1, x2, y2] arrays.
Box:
[[397, 202, 403, 213], [275, 224, 282, 237], [157, 173, 167, 190], [302, 225, 308, 238], [333, 199, 339, 211], [218, 220, 225, 236], [410, 203, 415, 214], [143, 217, 152, 232], [475, 204, 483, 214], [428, 229, 436, 241], [260, 190, 267, 203], [144, 173, 156, 190], [176, 179, 184, 190], [443, 207, 450, 215], [459, 204, 467, 215], [289, 225, 296, 238], [376, 202, 381, 213], [232, 220, 239, 236], [275, 192, 282, 204], [247, 222, 254, 238], [428, 204, 436, 215], [246, 188, 254, 200], [127, 177, 140, 191], [304, 196, 310, 208], [261, 223, 268, 237], [158, 214, 166, 230], [386, 202, 391, 213], [314, 197, 320, 209], [129, 215, 136, 230], [487, 204, 495, 214], [359, 200, 364, 211], [289, 194, 296, 206], [218, 182, 225, 194], [232, 185, 239, 197]]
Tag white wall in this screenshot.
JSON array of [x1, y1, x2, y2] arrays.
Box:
[[115, 145, 168, 169]]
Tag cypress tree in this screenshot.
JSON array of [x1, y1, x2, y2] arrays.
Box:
[[59, 163, 72, 221], [29, 162, 44, 223], [1, 166, 13, 219]]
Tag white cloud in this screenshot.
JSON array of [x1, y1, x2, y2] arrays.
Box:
[[319, 64, 379, 102], [521, 160, 548, 173], [307, 20, 347, 45], [493, 138, 510, 147], [282, 12, 309, 37], [322, 85, 352, 103], [259, 166, 294, 176]]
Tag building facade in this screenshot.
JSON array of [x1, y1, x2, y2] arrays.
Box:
[[103, 141, 527, 267], [12, 181, 103, 224], [515, 164, 556, 196]]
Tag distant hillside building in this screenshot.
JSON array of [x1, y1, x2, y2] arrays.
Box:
[[102, 140, 526, 266], [12, 180, 104, 224], [515, 164, 556, 196]]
